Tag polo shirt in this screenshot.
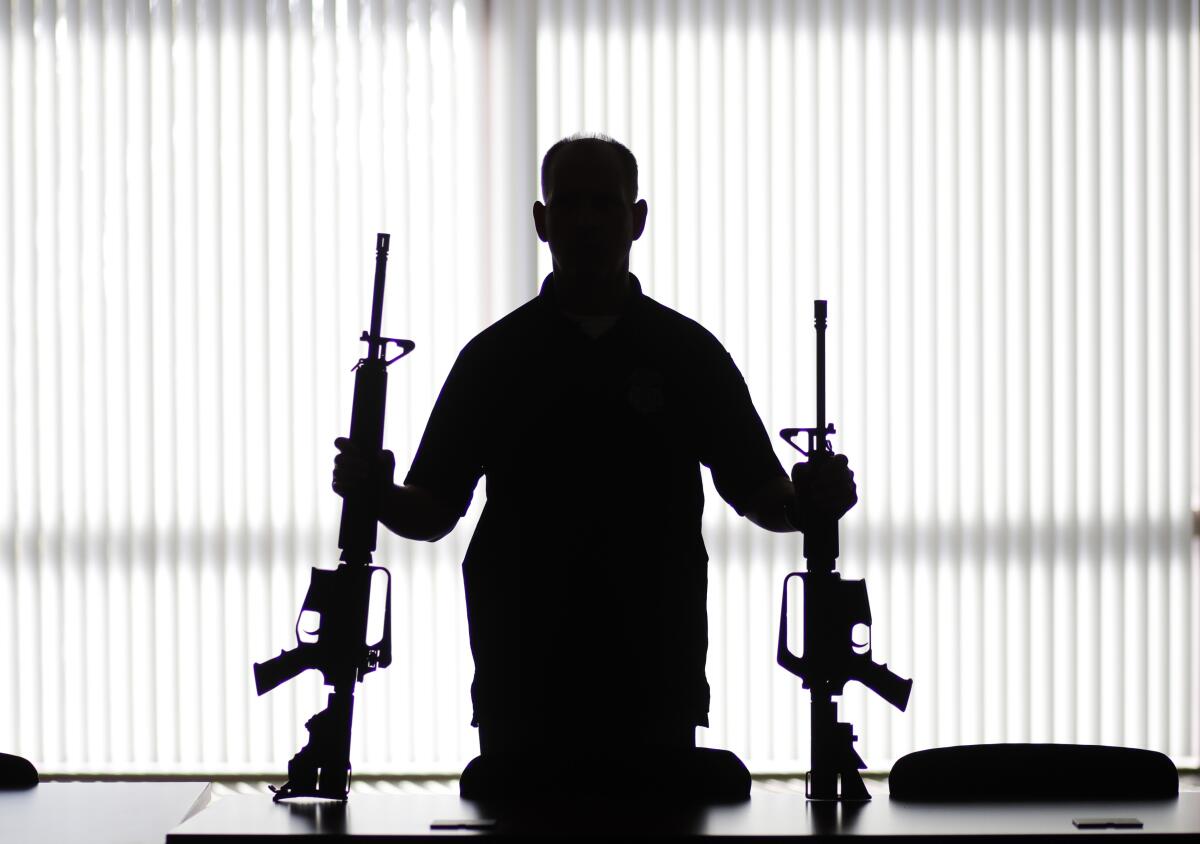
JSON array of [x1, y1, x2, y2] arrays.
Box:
[[404, 273, 786, 736]]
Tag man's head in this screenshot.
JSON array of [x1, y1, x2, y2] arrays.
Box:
[[540, 133, 639, 203], [533, 134, 648, 289]]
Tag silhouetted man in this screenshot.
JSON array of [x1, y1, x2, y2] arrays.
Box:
[[333, 134, 856, 799]]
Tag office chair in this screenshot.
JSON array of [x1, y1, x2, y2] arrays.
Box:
[[460, 746, 751, 803], [0, 752, 38, 789], [889, 744, 1178, 801]]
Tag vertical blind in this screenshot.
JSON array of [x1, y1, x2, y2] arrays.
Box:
[[2, 0, 1196, 775]]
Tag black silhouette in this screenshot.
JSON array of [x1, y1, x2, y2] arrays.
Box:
[[331, 135, 856, 802], [458, 745, 750, 803], [889, 744, 1178, 801], [776, 300, 912, 801], [0, 752, 38, 789], [254, 234, 412, 801]]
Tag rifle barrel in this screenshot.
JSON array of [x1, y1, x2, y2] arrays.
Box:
[[368, 233, 391, 359], [814, 299, 827, 453]]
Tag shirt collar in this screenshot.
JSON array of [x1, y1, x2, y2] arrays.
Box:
[[537, 272, 645, 316]]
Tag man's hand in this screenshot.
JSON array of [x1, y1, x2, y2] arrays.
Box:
[[332, 437, 396, 501], [333, 438, 460, 542], [745, 454, 858, 534], [788, 453, 857, 533]]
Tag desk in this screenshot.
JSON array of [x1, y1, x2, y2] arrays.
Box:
[[167, 790, 1200, 841], [0, 781, 211, 844]]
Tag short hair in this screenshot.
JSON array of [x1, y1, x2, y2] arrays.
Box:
[[540, 133, 639, 202]]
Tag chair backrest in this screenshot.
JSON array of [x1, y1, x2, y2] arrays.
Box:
[[0, 752, 38, 789], [889, 744, 1178, 801], [459, 747, 751, 803]]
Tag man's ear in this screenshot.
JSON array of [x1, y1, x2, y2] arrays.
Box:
[[532, 201, 548, 242], [632, 199, 648, 240]]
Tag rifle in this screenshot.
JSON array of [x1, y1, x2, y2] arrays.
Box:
[[253, 233, 414, 801], [777, 299, 912, 801]]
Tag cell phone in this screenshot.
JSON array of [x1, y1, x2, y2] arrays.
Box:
[[1072, 817, 1143, 829], [430, 818, 499, 831]]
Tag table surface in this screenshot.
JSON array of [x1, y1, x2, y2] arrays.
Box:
[[0, 781, 211, 844], [166, 790, 1200, 841], [4, 782, 1196, 842]]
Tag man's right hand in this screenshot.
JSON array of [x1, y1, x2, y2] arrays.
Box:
[[332, 437, 396, 500], [333, 438, 459, 542]]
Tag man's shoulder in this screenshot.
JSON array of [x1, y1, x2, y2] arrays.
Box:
[[458, 296, 545, 359], [636, 294, 730, 356], [456, 285, 731, 362]]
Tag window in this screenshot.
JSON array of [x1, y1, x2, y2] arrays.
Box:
[[2, 0, 1196, 774]]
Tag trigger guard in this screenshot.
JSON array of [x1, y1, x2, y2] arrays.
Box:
[[296, 609, 321, 642]]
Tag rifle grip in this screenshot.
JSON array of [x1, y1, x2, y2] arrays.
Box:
[[254, 645, 317, 696], [854, 655, 913, 712]]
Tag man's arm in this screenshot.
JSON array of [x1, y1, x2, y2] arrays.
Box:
[[332, 437, 460, 541], [375, 483, 459, 542], [744, 475, 800, 533]]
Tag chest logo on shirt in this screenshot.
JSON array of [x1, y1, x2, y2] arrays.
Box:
[[627, 368, 666, 414]]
